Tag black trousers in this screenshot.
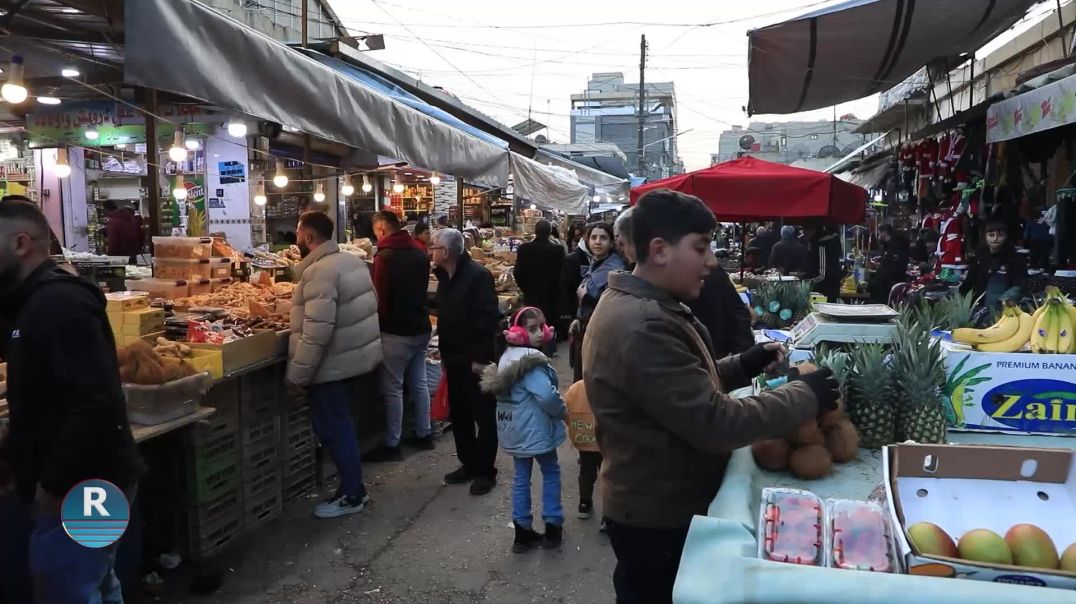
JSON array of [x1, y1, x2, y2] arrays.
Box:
[[444, 361, 497, 479], [605, 519, 690, 604], [578, 450, 602, 505]]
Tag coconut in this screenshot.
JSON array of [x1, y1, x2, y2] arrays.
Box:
[[788, 420, 825, 446], [751, 438, 791, 471], [789, 444, 833, 480], [824, 419, 860, 463], [819, 407, 847, 430]]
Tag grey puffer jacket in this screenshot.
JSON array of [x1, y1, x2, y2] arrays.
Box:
[[288, 241, 382, 386]]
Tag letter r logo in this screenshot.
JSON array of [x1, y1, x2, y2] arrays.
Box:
[[83, 487, 110, 517]]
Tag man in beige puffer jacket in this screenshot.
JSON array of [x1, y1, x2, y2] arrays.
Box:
[[288, 211, 382, 518]]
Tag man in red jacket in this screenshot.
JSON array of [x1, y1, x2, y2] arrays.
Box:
[[367, 211, 434, 462], [103, 200, 142, 262]]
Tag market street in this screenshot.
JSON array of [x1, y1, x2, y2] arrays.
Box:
[[155, 351, 615, 604]]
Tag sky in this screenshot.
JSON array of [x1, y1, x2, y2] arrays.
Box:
[[324, 0, 1061, 171]]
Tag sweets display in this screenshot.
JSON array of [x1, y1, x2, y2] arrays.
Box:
[[117, 340, 199, 385], [175, 281, 294, 318]]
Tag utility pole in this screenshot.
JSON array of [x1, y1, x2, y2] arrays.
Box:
[[301, 0, 308, 47], [832, 105, 837, 149], [636, 34, 647, 178]]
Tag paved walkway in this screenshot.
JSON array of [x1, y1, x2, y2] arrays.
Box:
[[155, 351, 615, 603]]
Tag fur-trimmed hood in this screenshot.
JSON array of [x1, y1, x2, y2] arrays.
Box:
[[480, 347, 552, 396]]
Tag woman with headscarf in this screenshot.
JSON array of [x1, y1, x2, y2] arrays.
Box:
[[564, 223, 625, 381]]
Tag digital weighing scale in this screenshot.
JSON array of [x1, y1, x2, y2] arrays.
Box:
[[790, 303, 899, 348]]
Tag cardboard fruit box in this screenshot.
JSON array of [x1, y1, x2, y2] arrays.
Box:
[[941, 343, 1076, 436], [188, 330, 279, 375], [884, 443, 1076, 590]]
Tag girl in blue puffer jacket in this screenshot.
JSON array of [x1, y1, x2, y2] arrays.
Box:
[[480, 307, 567, 553]]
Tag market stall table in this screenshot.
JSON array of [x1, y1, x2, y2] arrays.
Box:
[[674, 431, 1076, 603], [130, 406, 215, 443]]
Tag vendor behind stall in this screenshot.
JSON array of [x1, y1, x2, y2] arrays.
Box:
[[960, 218, 1027, 312], [868, 225, 910, 305], [803, 223, 843, 302]]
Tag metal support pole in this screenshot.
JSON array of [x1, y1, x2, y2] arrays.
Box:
[[301, 0, 308, 48], [144, 88, 161, 240], [636, 34, 647, 178]]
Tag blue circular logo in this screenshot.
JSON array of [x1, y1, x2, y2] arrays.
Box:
[[61, 480, 130, 548]]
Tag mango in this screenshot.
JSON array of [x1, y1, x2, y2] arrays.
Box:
[[1005, 524, 1059, 569], [907, 522, 958, 558], [1061, 542, 1076, 572], [958, 529, 1013, 565]]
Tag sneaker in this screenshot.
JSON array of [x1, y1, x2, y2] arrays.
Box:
[[364, 445, 403, 463], [543, 523, 563, 549], [469, 476, 496, 496], [444, 466, 471, 485], [314, 492, 370, 519], [512, 523, 543, 554], [577, 501, 592, 520], [410, 435, 435, 451]]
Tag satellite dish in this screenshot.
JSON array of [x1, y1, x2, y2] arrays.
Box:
[[535, 134, 549, 144], [817, 145, 841, 158], [738, 134, 756, 151]]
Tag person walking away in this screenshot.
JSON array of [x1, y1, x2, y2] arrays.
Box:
[[584, 190, 839, 603], [768, 225, 808, 275], [560, 232, 592, 337], [288, 211, 382, 518], [103, 199, 142, 263], [366, 211, 434, 463], [513, 219, 566, 351], [804, 223, 844, 302], [868, 225, 911, 305], [961, 218, 1028, 315], [0, 200, 146, 603], [617, 208, 753, 360], [748, 225, 778, 268], [570, 223, 625, 381], [479, 307, 566, 552], [431, 229, 501, 495]]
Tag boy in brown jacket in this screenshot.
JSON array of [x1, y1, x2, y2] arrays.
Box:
[[582, 190, 838, 603]]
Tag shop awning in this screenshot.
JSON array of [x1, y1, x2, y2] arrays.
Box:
[[747, 0, 1040, 115], [535, 149, 630, 198], [510, 153, 589, 215], [986, 70, 1076, 143], [124, 0, 509, 187]]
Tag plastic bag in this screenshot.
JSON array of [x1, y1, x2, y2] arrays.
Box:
[[431, 374, 450, 422]]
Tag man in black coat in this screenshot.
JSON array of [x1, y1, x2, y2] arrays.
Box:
[[768, 226, 808, 275], [0, 200, 145, 603], [804, 224, 845, 302], [431, 228, 501, 496], [748, 225, 778, 268], [869, 224, 911, 304], [513, 219, 565, 337]]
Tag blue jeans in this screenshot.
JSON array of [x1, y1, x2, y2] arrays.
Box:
[[378, 333, 432, 447], [308, 379, 365, 498], [512, 450, 563, 528], [30, 502, 125, 604]]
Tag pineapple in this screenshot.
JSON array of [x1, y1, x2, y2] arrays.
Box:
[[938, 290, 979, 331], [893, 321, 948, 444], [816, 345, 853, 414], [847, 343, 897, 449], [755, 282, 780, 328], [790, 281, 813, 324]]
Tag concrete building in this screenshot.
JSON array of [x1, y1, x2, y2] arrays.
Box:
[[712, 118, 867, 165], [200, 0, 348, 43], [570, 72, 684, 180]]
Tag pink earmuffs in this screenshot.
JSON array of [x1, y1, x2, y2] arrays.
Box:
[[503, 306, 554, 347]]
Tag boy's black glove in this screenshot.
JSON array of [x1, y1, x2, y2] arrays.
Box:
[[792, 368, 840, 412], [738, 343, 786, 377]]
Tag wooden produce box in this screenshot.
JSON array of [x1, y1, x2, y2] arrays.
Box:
[[189, 330, 279, 374]]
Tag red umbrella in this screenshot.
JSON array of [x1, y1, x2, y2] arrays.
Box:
[[629, 156, 866, 224]]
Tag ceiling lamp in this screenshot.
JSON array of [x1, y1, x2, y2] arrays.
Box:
[[253, 181, 267, 206], [429, 172, 442, 185], [392, 180, 404, 194], [227, 119, 247, 138], [168, 131, 187, 162], [61, 67, 80, 78], [273, 160, 288, 188], [340, 175, 354, 196], [85, 128, 99, 140], [313, 182, 326, 202], [1, 56, 27, 104], [36, 93, 61, 105], [361, 174, 373, 193], [173, 172, 188, 200], [53, 148, 71, 178], [184, 137, 200, 150], [115, 143, 126, 149]]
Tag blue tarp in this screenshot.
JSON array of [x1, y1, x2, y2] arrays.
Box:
[[298, 49, 509, 150]]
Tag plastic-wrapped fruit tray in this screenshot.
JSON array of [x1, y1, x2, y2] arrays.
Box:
[[758, 487, 825, 566], [826, 499, 896, 573]]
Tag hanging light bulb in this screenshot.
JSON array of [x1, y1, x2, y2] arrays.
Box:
[[85, 128, 99, 141], [61, 67, 80, 78], [340, 175, 354, 196], [115, 142, 127, 149], [592, 194, 601, 202], [53, 148, 71, 178], [184, 137, 200, 150], [227, 119, 247, 138], [392, 180, 405, 194], [314, 182, 326, 202], [173, 172, 188, 200], [1, 55, 27, 104], [429, 172, 442, 185], [36, 93, 61, 105], [253, 180, 267, 206], [361, 174, 373, 193], [272, 160, 288, 188], [529, 204, 537, 210], [169, 130, 187, 162]]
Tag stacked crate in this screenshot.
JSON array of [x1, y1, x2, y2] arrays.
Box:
[[239, 365, 284, 529], [281, 387, 317, 505]]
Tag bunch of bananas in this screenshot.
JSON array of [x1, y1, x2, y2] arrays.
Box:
[[1029, 288, 1076, 354], [952, 306, 1034, 353]]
